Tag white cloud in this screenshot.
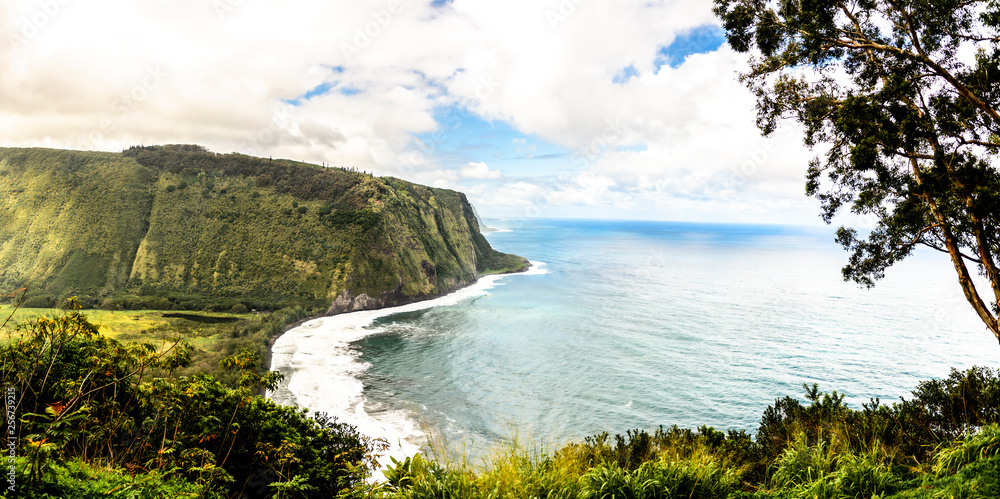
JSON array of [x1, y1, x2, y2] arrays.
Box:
[[459, 161, 501, 179], [0, 0, 817, 223]]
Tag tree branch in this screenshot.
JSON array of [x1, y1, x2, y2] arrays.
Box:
[[899, 223, 944, 252], [922, 238, 983, 265], [959, 138, 1000, 149]]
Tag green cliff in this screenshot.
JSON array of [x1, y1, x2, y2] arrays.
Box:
[[0, 145, 528, 312]]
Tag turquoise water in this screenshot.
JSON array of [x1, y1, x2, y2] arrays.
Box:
[[270, 219, 998, 458]]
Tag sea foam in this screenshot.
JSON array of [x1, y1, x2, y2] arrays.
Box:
[[267, 263, 544, 470]]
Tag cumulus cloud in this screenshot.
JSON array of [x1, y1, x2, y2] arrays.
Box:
[[0, 0, 817, 223], [459, 161, 501, 179]]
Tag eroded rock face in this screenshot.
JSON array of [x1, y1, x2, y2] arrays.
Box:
[[327, 289, 391, 315], [325, 277, 473, 315]]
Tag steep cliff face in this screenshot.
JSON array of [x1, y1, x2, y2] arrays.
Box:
[[0, 145, 527, 312]]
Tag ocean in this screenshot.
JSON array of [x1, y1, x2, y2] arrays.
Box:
[[267, 218, 998, 462]]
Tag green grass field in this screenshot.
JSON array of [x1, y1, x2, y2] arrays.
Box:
[[0, 303, 311, 387], [0, 306, 254, 351]]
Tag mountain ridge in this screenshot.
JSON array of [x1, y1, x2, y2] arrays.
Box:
[[0, 145, 528, 314]]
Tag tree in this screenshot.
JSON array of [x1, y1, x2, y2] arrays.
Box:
[[713, 0, 1000, 345]]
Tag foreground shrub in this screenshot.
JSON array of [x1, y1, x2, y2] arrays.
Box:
[[770, 434, 898, 499], [381, 454, 477, 498], [3, 456, 219, 499], [755, 368, 1000, 468], [827, 443, 898, 498], [769, 434, 838, 491], [374, 371, 1000, 499], [580, 457, 741, 499], [1, 304, 383, 497], [474, 440, 580, 499], [934, 424, 1000, 476]]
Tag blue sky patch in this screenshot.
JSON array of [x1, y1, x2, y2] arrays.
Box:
[[613, 65, 639, 85], [283, 80, 363, 105], [284, 82, 333, 106], [413, 106, 569, 177], [654, 25, 726, 72]]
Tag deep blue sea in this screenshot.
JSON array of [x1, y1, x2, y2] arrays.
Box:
[[269, 218, 998, 461]]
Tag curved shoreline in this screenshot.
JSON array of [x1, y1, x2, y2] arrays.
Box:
[[264, 262, 546, 468], [261, 314, 317, 380], [263, 265, 531, 379]]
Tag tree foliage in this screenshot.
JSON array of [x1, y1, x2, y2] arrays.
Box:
[[379, 369, 1000, 498], [1, 305, 384, 497], [714, 0, 1000, 345]]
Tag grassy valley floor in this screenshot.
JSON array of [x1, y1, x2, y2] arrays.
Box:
[[0, 303, 312, 386]]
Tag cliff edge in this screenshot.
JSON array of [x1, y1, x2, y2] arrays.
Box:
[[0, 145, 528, 313]]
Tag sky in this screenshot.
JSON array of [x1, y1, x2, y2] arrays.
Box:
[[0, 0, 834, 224]]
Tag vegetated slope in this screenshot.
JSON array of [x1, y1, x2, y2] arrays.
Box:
[[0, 145, 527, 312]]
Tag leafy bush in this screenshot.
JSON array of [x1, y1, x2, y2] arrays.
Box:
[[757, 384, 851, 458], [21, 294, 54, 308], [934, 424, 1000, 476], [908, 367, 1000, 439], [768, 434, 898, 498], [0, 306, 384, 497], [826, 443, 898, 498], [374, 369, 1000, 499], [376, 453, 469, 498], [751, 369, 1000, 468], [770, 434, 838, 490], [6, 456, 220, 499], [937, 454, 1000, 498], [580, 458, 741, 499]]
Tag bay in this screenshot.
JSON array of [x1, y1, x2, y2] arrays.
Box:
[[270, 218, 998, 460]]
